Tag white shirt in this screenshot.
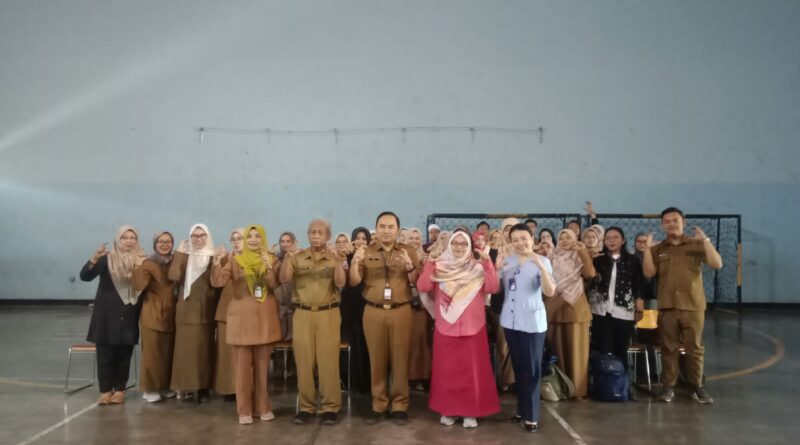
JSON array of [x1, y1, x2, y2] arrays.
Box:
[[591, 254, 634, 321]]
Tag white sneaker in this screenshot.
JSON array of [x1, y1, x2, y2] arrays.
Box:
[[440, 416, 456, 426], [260, 411, 275, 421], [163, 390, 177, 399], [463, 417, 478, 428], [239, 415, 253, 425], [142, 392, 162, 403]]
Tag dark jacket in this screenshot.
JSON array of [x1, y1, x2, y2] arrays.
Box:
[[80, 256, 142, 345], [588, 251, 646, 312]]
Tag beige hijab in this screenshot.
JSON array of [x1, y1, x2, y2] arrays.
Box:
[[108, 225, 146, 305], [183, 223, 216, 299], [423, 232, 485, 324], [552, 229, 585, 305]]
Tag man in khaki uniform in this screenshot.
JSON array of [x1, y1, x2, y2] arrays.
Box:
[[349, 211, 419, 425], [280, 219, 347, 425], [643, 207, 722, 405]]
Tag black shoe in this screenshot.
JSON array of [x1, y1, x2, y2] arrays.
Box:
[[524, 422, 539, 433], [321, 412, 338, 425], [509, 415, 523, 423], [198, 389, 211, 402], [223, 394, 236, 402], [392, 411, 408, 426], [293, 411, 314, 425], [658, 386, 675, 403], [691, 386, 714, 405], [364, 411, 384, 425], [182, 391, 196, 403]]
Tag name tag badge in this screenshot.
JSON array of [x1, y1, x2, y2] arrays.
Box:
[[383, 287, 393, 300], [509, 278, 517, 291], [254, 285, 263, 299]]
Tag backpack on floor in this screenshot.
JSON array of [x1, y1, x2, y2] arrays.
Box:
[[541, 363, 575, 401], [590, 352, 629, 402]]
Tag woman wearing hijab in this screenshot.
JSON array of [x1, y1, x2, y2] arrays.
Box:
[[213, 228, 244, 401], [339, 227, 372, 392], [274, 231, 298, 343], [588, 227, 645, 370], [498, 224, 556, 432], [583, 225, 605, 258], [168, 223, 218, 402], [407, 227, 432, 391], [211, 224, 281, 424], [538, 228, 556, 248], [418, 231, 500, 428], [80, 225, 147, 405], [546, 229, 597, 400], [132, 231, 177, 403]]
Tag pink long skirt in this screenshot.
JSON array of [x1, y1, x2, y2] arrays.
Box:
[[429, 326, 500, 417]]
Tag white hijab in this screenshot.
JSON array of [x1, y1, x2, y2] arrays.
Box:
[[183, 223, 215, 299]]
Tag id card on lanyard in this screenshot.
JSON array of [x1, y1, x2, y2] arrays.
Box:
[[381, 249, 395, 300]]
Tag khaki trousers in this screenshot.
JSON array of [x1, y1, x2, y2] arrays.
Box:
[[547, 322, 590, 398], [658, 309, 705, 387], [363, 304, 412, 413], [232, 344, 272, 417], [293, 307, 342, 413]]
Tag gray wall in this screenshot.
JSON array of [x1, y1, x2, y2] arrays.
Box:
[[1, 0, 798, 301]]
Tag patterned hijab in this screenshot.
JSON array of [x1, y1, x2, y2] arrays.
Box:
[[183, 223, 215, 299], [428, 232, 485, 324], [552, 229, 585, 305], [108, 225, 146, 305]]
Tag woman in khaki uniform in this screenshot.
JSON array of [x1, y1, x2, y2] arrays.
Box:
[[132, 231, 178, 403], [213, 228, 244, 399], [168, 223, 218, 402], [546, 229, 596, 399], [406, 228, 432, 389], [211, 224, 281, 425]]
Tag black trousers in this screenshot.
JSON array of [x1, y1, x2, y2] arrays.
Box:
[[96, 343, 134, 393], [590, 313, 634, 369], [505, 329, 545, 423]]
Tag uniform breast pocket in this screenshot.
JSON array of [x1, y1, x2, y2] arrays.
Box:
[[295, 265, 311, 276], [365, 258, 383, 271]]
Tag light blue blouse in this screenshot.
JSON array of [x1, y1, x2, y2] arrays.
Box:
[[499, 255, 552, 334]]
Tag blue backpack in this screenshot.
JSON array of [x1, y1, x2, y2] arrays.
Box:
[[590, 352, 629, 402]]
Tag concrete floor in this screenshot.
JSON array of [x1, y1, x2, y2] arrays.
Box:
[[0, 305, 798, 445]]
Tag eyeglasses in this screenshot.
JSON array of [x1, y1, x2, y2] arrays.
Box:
[[191, 234, 208, 239], [451, 242, 469, 248], [120, 235, 137, 241], [156, 240, 173, 245]]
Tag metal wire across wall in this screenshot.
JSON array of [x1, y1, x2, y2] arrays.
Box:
[[426, 213, 742, 307]]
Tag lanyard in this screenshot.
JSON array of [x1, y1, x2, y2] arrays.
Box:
[[379, 248, 395, 287]]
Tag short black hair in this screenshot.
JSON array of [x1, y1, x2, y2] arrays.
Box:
[[660, 207, 685, 220], [538, 228, 557, 246], [476, 221, 490, 229], [524, 218, 538, 226], [376, 211, 400, 227], [508, 223, 533, 238], [567, 220, 580, 227]]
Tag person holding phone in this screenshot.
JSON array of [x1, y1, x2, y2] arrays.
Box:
[[81, 225, 147, 405], [498, 224, 556, 433], [211, 224, 281, 424]]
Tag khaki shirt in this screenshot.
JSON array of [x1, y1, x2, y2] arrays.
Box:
[[651, 236, 707, 311], [358, 242, 418, 304], [290, 248, 340, 306]]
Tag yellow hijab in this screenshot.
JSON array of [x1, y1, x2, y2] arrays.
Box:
[[235, 224, 270, 302]]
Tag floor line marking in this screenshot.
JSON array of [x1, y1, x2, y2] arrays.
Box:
[[0, 378, 64, 389], [545, 404, 588, 445], [707, 321, 785, 382], [15, 401, 97, 445]]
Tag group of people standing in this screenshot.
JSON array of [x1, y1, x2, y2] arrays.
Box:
[[80, 205, 721, 432]]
